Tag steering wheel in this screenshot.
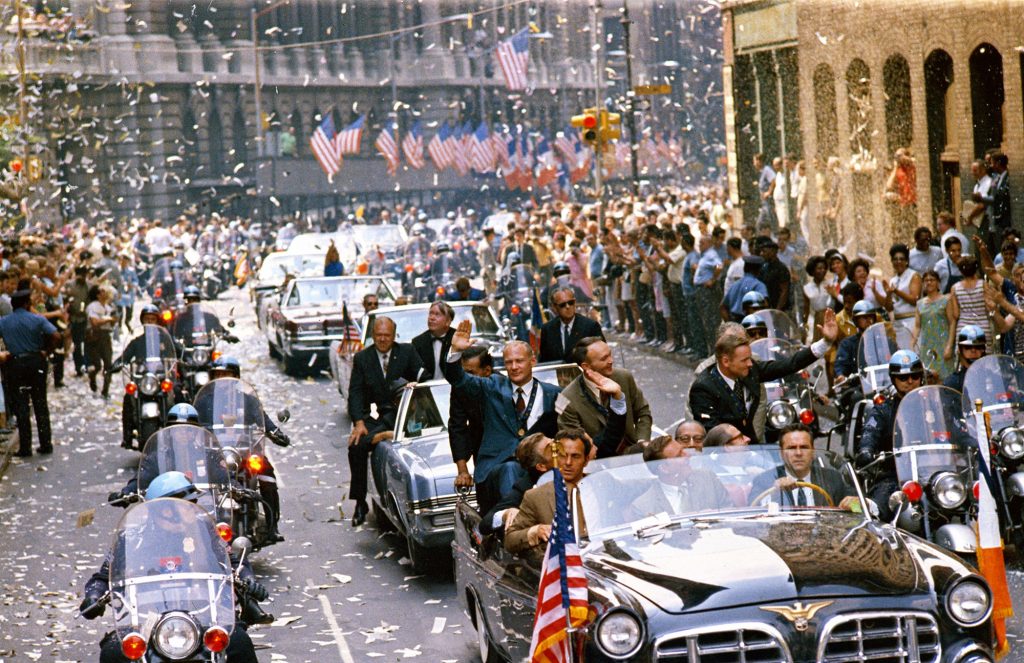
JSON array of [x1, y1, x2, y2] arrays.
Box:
[[749, 481, 834, 508]]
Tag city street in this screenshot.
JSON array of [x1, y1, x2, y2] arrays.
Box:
[[0, 289, 701, 662]]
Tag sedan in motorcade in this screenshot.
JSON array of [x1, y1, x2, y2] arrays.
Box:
[[265, 275, 397, 375], [250, 252, 323, 325]]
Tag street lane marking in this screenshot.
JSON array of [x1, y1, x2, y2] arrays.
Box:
[[309, 578, 355, 663]]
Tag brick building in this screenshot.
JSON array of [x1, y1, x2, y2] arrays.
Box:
[[721, 0, 1024, 261]]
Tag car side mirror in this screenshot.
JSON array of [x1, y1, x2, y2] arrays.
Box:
[[277, 408, 291, 424]]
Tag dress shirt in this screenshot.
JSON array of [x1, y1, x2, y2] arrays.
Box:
[[787, 470, 815, 506], [513, 379, 543, 431], [431, 335, 445, 380], [693, 249, 723, 286]]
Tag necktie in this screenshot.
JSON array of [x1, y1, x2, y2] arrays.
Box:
[[733, 382, 745, 410], [516, 387, 526, 414], [562, 324, 569, 354], [381, 352, 389, 376], [795, 487, 808, 507]]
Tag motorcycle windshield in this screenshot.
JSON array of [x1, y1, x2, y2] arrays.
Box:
[[150, 259, 171, 286], [961, 354, 1024, 433], [140, 325, 179, 373], [758, 309, 800, 343], [138, 426, 232, 519], [193, 378, 265, 450], [185, 304, 209, 347], [509, 265, 535, 292], [108, 499, 235, 639], [750, 338, 803, 402], [857, 323, 898, 394], [893, 386, 971, 482]]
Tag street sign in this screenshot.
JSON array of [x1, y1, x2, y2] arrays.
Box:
[[633, 84, 672, 96]]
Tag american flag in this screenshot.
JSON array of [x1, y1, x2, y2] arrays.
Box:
[[496, 28, 531, 91], [310, 114, 342, 180], [428, 122, 453, 170], [554, 129, 576, 165], [450, 123, 470, 177], [518, 133, 534, 190], [535, 136, 558, 188], [490, 124, 511, 171], [529, 468, 588, 663], [470, 123, 493, 173], [338, 302, 362, 356], [504, 132, 520, 190], [402, 120, 425, 169], [375, 119, 400, 176], [336, 115, 365, 155]]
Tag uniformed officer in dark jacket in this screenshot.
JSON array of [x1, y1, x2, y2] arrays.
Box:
[[450, 345, 492, 489], [856, 349, 924, 520], [0, 284, 60, 456], [943, 325, 986, 393]]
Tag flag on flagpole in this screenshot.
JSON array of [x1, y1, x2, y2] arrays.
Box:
[[535, 136, 558, 188], [471, 123, 493, 173], [504, 132, 520, 190], [338, 302, 362, 356], [529, 467, 588, 663], [495, 28, 531, 91], [375, 118, 400, 176], [336, 115, 365, 155], [310, 114, 342, 181], [428, 122, 453, 171], [490, 124, 510, 171], [451, 123, 471, 176], [402, 120, 425, 169]]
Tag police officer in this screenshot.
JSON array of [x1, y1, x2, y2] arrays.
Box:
[[740, 313, 769, 341], [540, 261, 592, 310], [0, 284, 60, 456], [741, 291, 769, 317], [833, 301, 879, 380], [171, 286, 239, 343], [943, 325, 986, 393], [856, 349, 924, 520]]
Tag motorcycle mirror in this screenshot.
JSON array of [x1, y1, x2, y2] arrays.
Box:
[[231, 536, 253, 556], [277, 408, 291, 424], [227, 319, 236, 328], [888, 490, 907, 525]]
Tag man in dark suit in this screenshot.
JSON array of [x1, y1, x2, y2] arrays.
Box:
[[450, 345, 492, 489], [538, 286, 604, 363], [347, 316, 424, 526], [688, 308, 837, 444], [750, 423, 859, 510], [411, 300, 456, 381], [445, 320, 561, 514], [990, 153, 1012, 235], [503, 227, 538, 272]]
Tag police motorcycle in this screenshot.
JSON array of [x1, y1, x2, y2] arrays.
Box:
[[749, 337, 821, 442], [428, 243, 461, 299], [194, 379, 284, 551], [120, 324, 181, 451], [173, 302, 236, 401], [150, 258, 189, 327], [402, 231, 433, 302], [887, 385, 979, 557], [81, 497, 252, 663], [196, 254, 226, 301], [962, 354, 1024, 550], [498, 252, 537, 341], [831, 322, 898, 457]]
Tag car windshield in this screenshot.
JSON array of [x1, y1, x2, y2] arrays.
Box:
[[257, 253, 323, 286], [577, 449, 855, 541], [365, 305, 499, 344], [351, 224, 406, 250], [401, 383, 451, 438], [286, 277, 394, 307]]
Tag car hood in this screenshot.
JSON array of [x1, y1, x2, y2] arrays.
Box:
[[583, 511, 927, 614], [283, 305, 354, 322], [394, 433, 467, 495]]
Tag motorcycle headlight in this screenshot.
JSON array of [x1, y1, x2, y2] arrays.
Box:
[[945, 578, 992, 627], [223, 447, 241, 472], [596, 609, 643, 659], [767, 401, 796, 429], [931, 471, 967, 510], [192, 347, 210, 364], [153, 612, 200, 659], [194, 371, 210, 386], [997, 427, 1024, 460], [139, 373, 159, 396]]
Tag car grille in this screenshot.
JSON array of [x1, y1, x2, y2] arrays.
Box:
[[409, 493, 477, 514], [818, 612, 940, 663], [655, 623, 791, 662]]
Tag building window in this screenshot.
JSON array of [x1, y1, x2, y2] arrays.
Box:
[[845, 58, 874, 172], [883, 54, 913, 157], [969, 43, 1004, 157], [924, 49, 955, 215], [812, 64, 838, 160]]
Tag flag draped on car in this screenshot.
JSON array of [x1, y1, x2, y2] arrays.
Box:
[[529, 468, 588, 663], [310, 114, 342, 180]]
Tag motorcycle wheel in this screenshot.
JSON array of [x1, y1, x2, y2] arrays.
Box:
[[138, 419, 160, 452], [121, 406, 134, 449], [268, 340, 281, 360]]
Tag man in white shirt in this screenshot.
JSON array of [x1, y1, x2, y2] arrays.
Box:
[[751, 424, 860, 510], [968, 159, 994, 250], [145, 218, 172, 255], [908, 227, 943, 274], [937, 212, 969, 260], [631, 436, 733, 519], [723, 237, 745, 292]]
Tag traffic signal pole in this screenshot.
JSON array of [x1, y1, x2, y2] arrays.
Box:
[[621, 1, 640, 198], [592, 0, 604, 220]]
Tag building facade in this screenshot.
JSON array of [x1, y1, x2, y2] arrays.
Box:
[[721, 0, 1024, 260]]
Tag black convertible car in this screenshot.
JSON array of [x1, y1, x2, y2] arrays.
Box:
[[455, 449, 997, 663]]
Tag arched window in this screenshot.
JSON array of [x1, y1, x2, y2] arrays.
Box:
[[232, 97, 248, 169], [883, 54, 913, 156], [969, 43, 1004, 157], [845, 59, 873, 163], [812, 63, 838, 160], [924, 49, 955, 215]]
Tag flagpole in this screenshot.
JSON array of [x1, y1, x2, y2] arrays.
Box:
[[620, 0, 640, 197], [592, 0, 605, 227]]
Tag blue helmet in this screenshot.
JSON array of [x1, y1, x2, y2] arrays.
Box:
[[888, 349, 923, 378], [146, 471, 202, 502], [212, 356, 241, 378], [957, 324, 987, 348], [552, 262, 571, 278], [170, 260, 184, 271], [852, 300, 876, 318], [167, 403, 200, 425], [741, 291, 767, 311], [741, 313, 767, 333], [139, 304, 160, 323], [183, 285, 201, 300]]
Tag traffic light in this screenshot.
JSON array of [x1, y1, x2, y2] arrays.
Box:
[[571, 108, 600, 148], [599, 111, 621, 143]]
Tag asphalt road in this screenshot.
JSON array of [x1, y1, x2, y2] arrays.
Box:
[[2, 288, 1023, 662]]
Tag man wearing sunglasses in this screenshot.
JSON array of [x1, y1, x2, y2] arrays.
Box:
[[537, 286, 603, 363], [856, 349, 924, 520]]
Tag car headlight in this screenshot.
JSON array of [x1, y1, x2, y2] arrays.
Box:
[[153, 612, 200, 659], [596, 610, 643, 659], [193, 347, 210, 364], [195, 371, 210, 386], [945, 578, 992, 627], [139, 373, 159, 396], [997, 427, 1024, 460], [931, 471, 967, 509], [767, 401, 796, 429]]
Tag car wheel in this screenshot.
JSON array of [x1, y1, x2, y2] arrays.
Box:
[[267, 340, 281, 360], [283, 354, 305, 377], [138, 419, 160, 452], [474, 598, 502, 662], [372, 501, 396, 533], [406, 535, 451, 576]]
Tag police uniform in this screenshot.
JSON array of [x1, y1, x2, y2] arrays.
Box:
[[857, 388, 901, 520], [0, 293, 58, 456], [943, 366, 968, 393]]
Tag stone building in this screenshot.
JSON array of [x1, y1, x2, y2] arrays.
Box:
[[721, 0, 1024, 261], [1, 0, 712, 226]]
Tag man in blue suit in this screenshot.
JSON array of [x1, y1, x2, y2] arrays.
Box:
[[444, 319, 561, 514]]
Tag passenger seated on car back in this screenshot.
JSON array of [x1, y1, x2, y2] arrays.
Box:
[[479, 433, 552, 537], [505, 429, 590, 565], [629, 435, 733, 520]]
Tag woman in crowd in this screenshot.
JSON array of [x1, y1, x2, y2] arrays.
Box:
[[884, 243, 921, 347], [802, 255, 834, 343], [323, 241, 344, 277], [913, 270, 954, 379], [849, 258, 886, 310], [945, 254, 993, 357], [85, 284, 117, 398]]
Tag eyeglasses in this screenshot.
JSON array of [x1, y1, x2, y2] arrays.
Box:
[[556, 300, 577, 308], [675, 435, 705, 443], [893, 373, 923, 383]]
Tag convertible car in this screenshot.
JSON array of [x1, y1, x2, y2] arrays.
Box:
[[369, 362, 582, 574], [328, 301, 511, 401], [249, 252, 323, 323], [456, 448, 997, 663], [264, 275, 398, 375]]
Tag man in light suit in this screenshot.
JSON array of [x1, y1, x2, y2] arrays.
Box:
[[411, 300, 455, 381], [445, 320, 561, 514], [750, 423, 859, 510], [346, 317, 424, 526], [538, 286, 604, 363], [630, 436, 732, 520]]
